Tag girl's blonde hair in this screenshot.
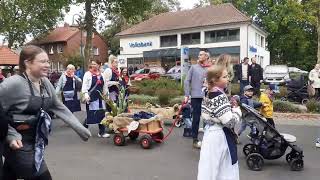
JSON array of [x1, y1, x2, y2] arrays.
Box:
[[207, 65, 227, 90], [215, 54, 232, 69]]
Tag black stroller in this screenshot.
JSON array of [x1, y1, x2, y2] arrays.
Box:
[[281, 73, 310, 104], [240, 104, 304, 171]]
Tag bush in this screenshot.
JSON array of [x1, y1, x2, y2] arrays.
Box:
[[231, 83, 240, 95], [273, 100, 302, 113], [129, 94, 158, 105], [133, 78, 184, 96], [169, 96, 184, 106], [306, 99, 320, 113]]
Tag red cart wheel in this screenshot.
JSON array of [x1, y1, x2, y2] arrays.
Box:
[[140, 134, 153, 149], [113, 134, 125, 146]]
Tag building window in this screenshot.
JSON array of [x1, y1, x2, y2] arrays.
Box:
[[57, 44, 63, 53], [205, 29, 240, 43], [261, 36, 265, 48], [93, 47, 99, 56], [181, 32, 200, 45], [255, 33, 265, 48], [160, 35, 177, 47], [228, 29, 240, 41], [49, 46, 54, 55]]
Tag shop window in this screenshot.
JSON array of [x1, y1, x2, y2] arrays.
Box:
[[160, 35, 177, 47], [205, 29, 240, 43], [228, 29, 240, 41], [181, 32, 200, 45]]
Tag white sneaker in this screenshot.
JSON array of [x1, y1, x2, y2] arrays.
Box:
[[316, 139, 320, 148], [193, 140, 202, 149], [198, 128, 204, 133], [98, 133, 110, 138]]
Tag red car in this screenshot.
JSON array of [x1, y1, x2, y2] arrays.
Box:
[[130, 67, 166, 81]]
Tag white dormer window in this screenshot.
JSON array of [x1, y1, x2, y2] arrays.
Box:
[[57, 44, 63, 53], [93, 47, 99, 56], [49, 46, 54, 54]]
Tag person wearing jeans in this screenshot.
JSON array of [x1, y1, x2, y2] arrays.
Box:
[[184, 49, 208, 149], [236, 57, 251, 94]]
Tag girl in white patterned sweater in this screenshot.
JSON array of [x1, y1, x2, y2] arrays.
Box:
[[198, 65, 242, 180]]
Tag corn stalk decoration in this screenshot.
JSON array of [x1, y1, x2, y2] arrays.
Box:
[[99, 85, 128, 128]]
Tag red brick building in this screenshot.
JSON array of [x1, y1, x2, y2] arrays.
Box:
[[30, 23, 108, 71], [0, 46, 19, 66]]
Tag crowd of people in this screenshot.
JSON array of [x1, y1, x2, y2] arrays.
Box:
[[0, 44, 319, 180]]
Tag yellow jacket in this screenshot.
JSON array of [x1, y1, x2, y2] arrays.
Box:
[[259, 92, 273, 118]]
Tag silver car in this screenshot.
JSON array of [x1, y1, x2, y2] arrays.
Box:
[[263, 65, 290, 85]]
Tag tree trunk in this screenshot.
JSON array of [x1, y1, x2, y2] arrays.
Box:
[[317, 5, 320, 63], [7, 33, 14, 49], [84, 0, 93, 71]]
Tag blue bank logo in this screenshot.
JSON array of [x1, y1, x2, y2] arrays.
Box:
[[129, 41, 152, 48]]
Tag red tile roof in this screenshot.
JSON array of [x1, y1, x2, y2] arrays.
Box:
[[117, 3, 251, 36], [0, 46, 19, 65], [31, 25, 80, 44]]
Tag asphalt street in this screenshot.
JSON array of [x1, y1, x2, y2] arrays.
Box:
[[45, 111, 320, 180]]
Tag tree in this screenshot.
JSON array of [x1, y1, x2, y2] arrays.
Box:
[[0, 0, 70, 48], [302, 0, 320, 63], [72, 0, 153, 70], [102, 0, 181, 55]]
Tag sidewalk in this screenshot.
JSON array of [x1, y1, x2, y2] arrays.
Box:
[[274, 112, 320, 126]]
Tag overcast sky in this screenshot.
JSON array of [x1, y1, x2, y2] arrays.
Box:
[[0, 0, 199, 44]]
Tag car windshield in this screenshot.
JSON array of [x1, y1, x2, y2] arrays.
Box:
[[265, 66, 288, 73]]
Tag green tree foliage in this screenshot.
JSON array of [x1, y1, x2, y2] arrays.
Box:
[[71, 0, 153, 69], [0, 0, 70, 48], [196, 0, 318, 70], [102, 0, 181, 55]]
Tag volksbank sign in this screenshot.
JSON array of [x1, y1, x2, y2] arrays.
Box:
[[129, 41, 152, 48]]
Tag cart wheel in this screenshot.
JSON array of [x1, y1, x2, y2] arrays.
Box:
[[152, 132, 164, 142], [113, 134, 126, 146], [140, 134, 153, 149], [290, 158, 304, 171], [301, 98, 309, 105], [128, 132, 139, 141], [243, 144, 258, 157], [246, 153, 264, 171], [174, 120, 182, 128]]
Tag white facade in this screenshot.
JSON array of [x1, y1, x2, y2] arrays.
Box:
[[119, 22, 270, 67]]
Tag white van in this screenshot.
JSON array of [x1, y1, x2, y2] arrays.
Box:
[[263, 65, 289, 85]]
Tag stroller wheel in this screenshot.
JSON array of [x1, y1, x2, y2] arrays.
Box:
[[290, 158, 304, 171], [301, 98, 309, 105], [246, 153, 264, 171], [113, 134, 126, 146], [243, 144, 258, 157], [174, 120, 182, 128]]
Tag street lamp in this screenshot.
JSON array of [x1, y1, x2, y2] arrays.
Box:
[[72, 14, 85, 76]]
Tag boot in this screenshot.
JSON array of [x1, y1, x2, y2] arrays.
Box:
[[183, 128, 192, 137]]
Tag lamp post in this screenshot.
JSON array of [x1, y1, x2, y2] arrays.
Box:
[[72, 14, 85, 76]]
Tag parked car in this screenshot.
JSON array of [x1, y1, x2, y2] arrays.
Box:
[[263, 65, 290, 85], [162, 66, 181, 81], [288, 67, 308, 74], [130, 66, 165, 81]]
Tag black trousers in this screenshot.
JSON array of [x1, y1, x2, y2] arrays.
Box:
[[0, 141, 3, 180], [251, 81, 261, 96], [191, 98, 203, 140], [2, 162, 52, 180]]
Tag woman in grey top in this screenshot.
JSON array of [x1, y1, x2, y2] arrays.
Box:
[[0, 45, 91, 179]]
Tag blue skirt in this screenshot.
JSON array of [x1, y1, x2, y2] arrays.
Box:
[[63, 99, 81, 113]]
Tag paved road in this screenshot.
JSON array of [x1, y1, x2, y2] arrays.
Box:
[[45, 111, 320, 180]]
